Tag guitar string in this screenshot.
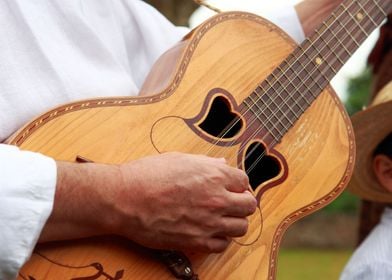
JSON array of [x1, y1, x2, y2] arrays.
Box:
[[237, 0, 383, 175], [202, 0, 382, 175], [206, 1, 381, 183], [241, 0, 382, 175], [237, 0, 385, 166], [221, 0, 382, 162], [202, 0, 360, 158]]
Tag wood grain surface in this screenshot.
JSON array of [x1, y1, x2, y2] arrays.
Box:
[[11, 12, 355, 280]]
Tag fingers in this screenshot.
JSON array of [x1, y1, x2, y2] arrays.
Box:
[[208, 157, 250, 193], [205, 237, 231, 253], [224, 168, 250, 193], [223, 191, 257, 217], [214, 217, 249, 238], [192, 154, 249, 191]]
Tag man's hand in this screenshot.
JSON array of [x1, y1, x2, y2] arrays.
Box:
[[115, 153, 256, 252], [40, 152, 257, 253]]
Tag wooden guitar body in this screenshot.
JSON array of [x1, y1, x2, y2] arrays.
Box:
[[11, 12, 355, 280]]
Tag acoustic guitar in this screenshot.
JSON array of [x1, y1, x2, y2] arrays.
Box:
[[10, 0, 390, 279]]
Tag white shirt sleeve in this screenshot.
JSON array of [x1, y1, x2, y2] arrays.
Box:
[[340, 261, 392, 280], [0, 144, 56, 280], [261, 5, 305, 44]]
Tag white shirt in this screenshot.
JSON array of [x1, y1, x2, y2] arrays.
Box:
[[340, 208, 392, 280], [0, 1, 304, 279]]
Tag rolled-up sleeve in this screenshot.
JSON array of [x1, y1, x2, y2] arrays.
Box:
[[0, 144, 56, 280]]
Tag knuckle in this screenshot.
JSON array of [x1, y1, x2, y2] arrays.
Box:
[[240, 175, 250, 190], [208, 195, 228, 211], [206, 239, 230, 253], [247, 197, 257, 215], [231, 169, 249, 191], [239, 219, 249, 236], [194, 238, 208, 250], [203, 217, 220, 231], [204, 241, 215, 252], [218, 218, 231, 230], [240, 172, 249, 185]]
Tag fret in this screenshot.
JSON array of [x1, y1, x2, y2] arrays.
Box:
[[291, 91, 307, 113], [297, 58, 327, 95], [249, 86, 293, 137], [304, 43, 320, 62], [364, 0, 388, 27], [350, 13, 370, 37], [331, 19, 353, 57], [245, 0, 388, 146], [313, 31, 341, 75], [378, 0, 392, 13], [270, 72, 283, 91], [337, 5, 361, 48], [358, 2, 385, 39], [375, 3, 388, 24], [251, 88, 263, 102], [263, 79, 274, 96], [279, 103, 295, 126], [313, 70, 327, 91], [273, 93, 283, 105], [268, 128, 282, 142], [287, 77, 312, 108], [278, 61, 289, 74], [356, 1, 377, 27], [247, 94, 262, 114], [338, 21, 361, 52], [270, 115, 286, 132], [244, 97, 269, 128], [319, 22, 346, 67], [243, 98, 251, 108], [262, 118, 284, 140], [323, 58, 338, 75], [302, 48, 329, 81], [264, 119, 285, 139], [242, 98, 252, 111], [373, 0, 387, 17], [275, 67, 293, 95], [276, 79, 300, 119], [249, 93, 274, 122], [315, 29, 332, 52], [244, 96, 264, 124], [260, 89, 270, 103], [255, 85, 263, 96], [295, 57, 316, 81], [309, 77, 324, 94], [272, 104, 292, 132]]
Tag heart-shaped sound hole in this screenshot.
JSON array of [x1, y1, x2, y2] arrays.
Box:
[[244, 141, 281, 190], [198, 95, 243, 138]]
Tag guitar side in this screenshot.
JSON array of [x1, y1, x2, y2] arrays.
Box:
[[11, 12, 355, 280]]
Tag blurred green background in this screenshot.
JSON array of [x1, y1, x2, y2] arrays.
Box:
[[144, 1, 374, 279]]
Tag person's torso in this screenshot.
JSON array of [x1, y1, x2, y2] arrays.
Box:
[[0, 0, 186, 141]]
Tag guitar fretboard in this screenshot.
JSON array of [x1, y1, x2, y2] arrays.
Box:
[[243, 0, 390, 144]]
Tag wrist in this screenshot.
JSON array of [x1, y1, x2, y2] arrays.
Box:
[[40, 161, 123, 241]]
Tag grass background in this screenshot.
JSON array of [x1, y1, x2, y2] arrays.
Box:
[[277, 249, 353, 280]]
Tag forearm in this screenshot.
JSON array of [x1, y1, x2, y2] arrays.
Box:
[[38, 161, 123, 242], [296, 0, 343, 37], [38, 153, 256, 253]]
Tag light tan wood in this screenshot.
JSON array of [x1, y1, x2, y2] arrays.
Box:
[[11, 12, 355, 280]]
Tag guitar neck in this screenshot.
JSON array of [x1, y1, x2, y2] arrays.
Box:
[[244, 0, 390, 144]]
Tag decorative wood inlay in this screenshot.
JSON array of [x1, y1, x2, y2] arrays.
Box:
[[10, 0, 386, 277]]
